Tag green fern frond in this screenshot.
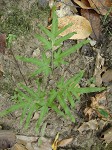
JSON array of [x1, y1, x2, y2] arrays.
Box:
[[0, 102, 26, 117], [54, 32, 76, 46], [56, 23, 74, 37], [16, 56, 40, 65], [67, 92, 75, 108], [20, 103, 30, 125], [59, 39, 89, 59], [36, 105, 48, 132], [51, 9, 58, 38], [54, 48, 68, 67], [17, 53, 51, 77], [38, 24, 54, 40], [25, 103, 36, 129], [51, 103, 66, 118], [35, 34, 52, 50], [75, 87, 105, 94], [57, 94, 75, 122], [19, 83, 38, 99], [65, 70, 84, 87], [72, 91, 80, 100]]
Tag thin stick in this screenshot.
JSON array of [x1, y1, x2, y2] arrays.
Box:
[[9, 48, 28, 86]]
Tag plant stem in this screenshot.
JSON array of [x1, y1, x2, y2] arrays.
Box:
[[51, 50, 54, 72], [51, 40, 55, 73], [9, 48, 28, 86]]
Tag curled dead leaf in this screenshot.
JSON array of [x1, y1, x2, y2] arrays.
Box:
[[88, 0, 112, 15], [58, 137, 73, 147], [73, 0, 91, 9], [16, 135, 38, 145], [81, 0, 91, 7], [12, 143, 28, 150], [78, 119, 98, 134], [81, 9, 101, 40], [94, 52, 105, 86], [58, 15, 92, 39], [14, 135, 39, 150], [84, 91, 111, 120], [52, 134, 73, 150], [91, 91, 107, 108], [84, 107, 94, 120]]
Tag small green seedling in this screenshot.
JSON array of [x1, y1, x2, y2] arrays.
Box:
[[6, 34, 17, 48], [0, 8, 105, 133]]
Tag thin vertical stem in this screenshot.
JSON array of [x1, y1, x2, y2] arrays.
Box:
[[51, 40, 55, 73], [9, 48, 28, 86]]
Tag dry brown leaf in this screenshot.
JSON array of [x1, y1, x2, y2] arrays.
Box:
[[52, 133, 73, 149], [87, 119, 98, 130], [78, 123, 90, 133], [16, 135, 38, 145], [87, 91, 111, 120], [102, 69, 112, 83], [88, 0, 112, 15], [81, 0, 91, 7], [94, 52, 105, 86], [78, 119, 98, 134], [101, 127, 112, 144], [58, 15, 92, 39], [58, 137, 73, 147], [12, 143, 28, 150], [91, 91, 107, 108], [91, 96, 99, 108], [84, 107, 94, 120], [14, 135, 39, 150], [95, 92, 107, 101], [84, 91, 111, 120], [0, 130, 16, 149], [81, 9, 101, 40], [73, 0, 91, 9]]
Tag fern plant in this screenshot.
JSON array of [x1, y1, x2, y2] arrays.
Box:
[[0, 7, 105, 132]]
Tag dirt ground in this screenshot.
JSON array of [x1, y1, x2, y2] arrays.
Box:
[[0, 0, 112, 150]]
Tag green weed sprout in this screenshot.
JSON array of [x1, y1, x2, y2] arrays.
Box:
[[0, 9, 105, 133], [6, 34, 17, 48]]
